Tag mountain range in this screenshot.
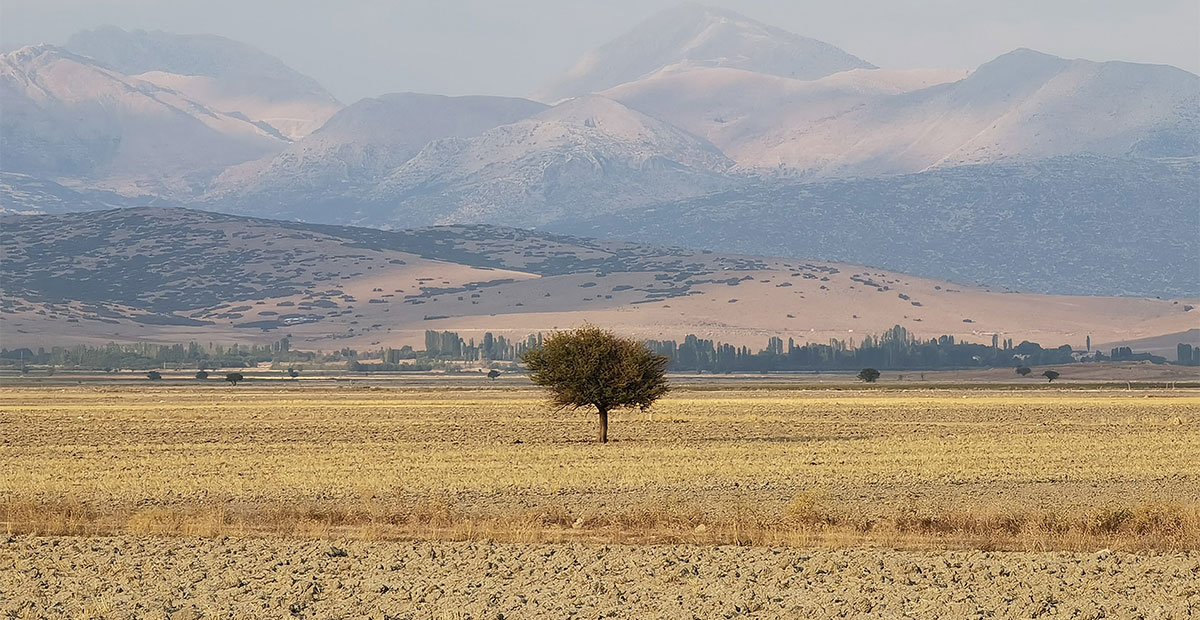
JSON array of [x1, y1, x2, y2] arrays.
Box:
[[1, 4, 1196, 299]]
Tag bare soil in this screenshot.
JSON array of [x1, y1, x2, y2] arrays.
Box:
[[3, 535, 1197, 619]]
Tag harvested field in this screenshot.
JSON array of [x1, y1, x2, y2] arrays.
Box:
[[3, 536, 1198, 619], [2, 534, 1200, 614], [2, 385, 1198, 550]]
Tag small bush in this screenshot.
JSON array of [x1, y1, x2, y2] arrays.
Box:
[[857, 368, 881, 383]]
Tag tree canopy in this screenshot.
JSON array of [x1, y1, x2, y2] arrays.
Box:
[[522, 326, 670, 443], [857, 368, 881, 383]]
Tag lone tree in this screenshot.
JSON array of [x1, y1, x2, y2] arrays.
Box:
[[487, 369, 501, 381], [1043, 370, 1060, 383], [522, 326, 669, 443], [857, 368, 881, 383], [146, 371, 162, 381], [1016, 366, 1032, 377], [226, 372, 244, 386]]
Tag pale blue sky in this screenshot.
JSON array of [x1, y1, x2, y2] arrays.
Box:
[[3, 0, 1197, 103]]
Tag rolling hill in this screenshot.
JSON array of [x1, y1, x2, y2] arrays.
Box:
[[1, 208, 1193, 352], [553, 156, 1200, 298]]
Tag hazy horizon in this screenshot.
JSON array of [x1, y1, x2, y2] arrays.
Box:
[[3, 0, 1197, 104]]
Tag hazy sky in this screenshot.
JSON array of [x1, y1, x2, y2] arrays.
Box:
[[3, 0, 1197, 103]]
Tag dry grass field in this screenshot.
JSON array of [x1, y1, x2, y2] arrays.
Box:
[[2, 384, 1198, 550], [3, 383, 1200, 618]]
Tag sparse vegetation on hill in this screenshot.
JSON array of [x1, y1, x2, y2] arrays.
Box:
[[561, 157, 1200, 297], [2, 208, 1194, 353]]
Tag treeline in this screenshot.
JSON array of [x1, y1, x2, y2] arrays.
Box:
[[0, 338, 304, 371], [646, 326, 1079, 372], [3, 326, 1180, 373], [407, 326, 1090, 371], [1177, 343, 1200, 366], [418, 330, 542, 362]]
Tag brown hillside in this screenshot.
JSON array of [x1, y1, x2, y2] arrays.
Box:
[[1, 208, 1194, 351]]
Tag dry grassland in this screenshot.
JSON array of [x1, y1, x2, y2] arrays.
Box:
[[2, 385, 1198, 550]]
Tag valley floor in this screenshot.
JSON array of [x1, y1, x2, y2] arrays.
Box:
[[2, 384, 1198, 617]]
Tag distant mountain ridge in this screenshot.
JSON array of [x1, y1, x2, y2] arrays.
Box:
[[65, 26, 342, 140], [531, 3, 875, 103], [604, 48, 1199, 175], [360, 95, 735, 227], [206, 93, 549, 220], [0, 4, 1196, 300], [0, 44, 286, 196]]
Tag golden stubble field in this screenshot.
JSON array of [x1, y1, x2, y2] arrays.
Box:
[[2, 383, 1198, 550]]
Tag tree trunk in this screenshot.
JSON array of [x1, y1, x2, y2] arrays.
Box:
[[597, 408, 609, 443]]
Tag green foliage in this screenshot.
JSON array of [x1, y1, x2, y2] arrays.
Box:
[[0, 339, 298, 371], [645, 325, 1080, 372], [857, 368, 881, 383], [522, 326, 669, 442], [225, 372, 244, 386]]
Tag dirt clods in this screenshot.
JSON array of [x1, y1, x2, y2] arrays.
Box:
[[3, 535, 1197, 618]]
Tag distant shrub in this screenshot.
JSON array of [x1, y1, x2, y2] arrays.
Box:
[[195, 370, 209, 380], [226, 372, 244, 386], [146, 371, 162, 381], [857, 368, 881, 383]]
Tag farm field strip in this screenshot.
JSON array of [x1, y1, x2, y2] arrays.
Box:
[[2, 386, 1198, 550], [5, 536, 1198, 619]]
